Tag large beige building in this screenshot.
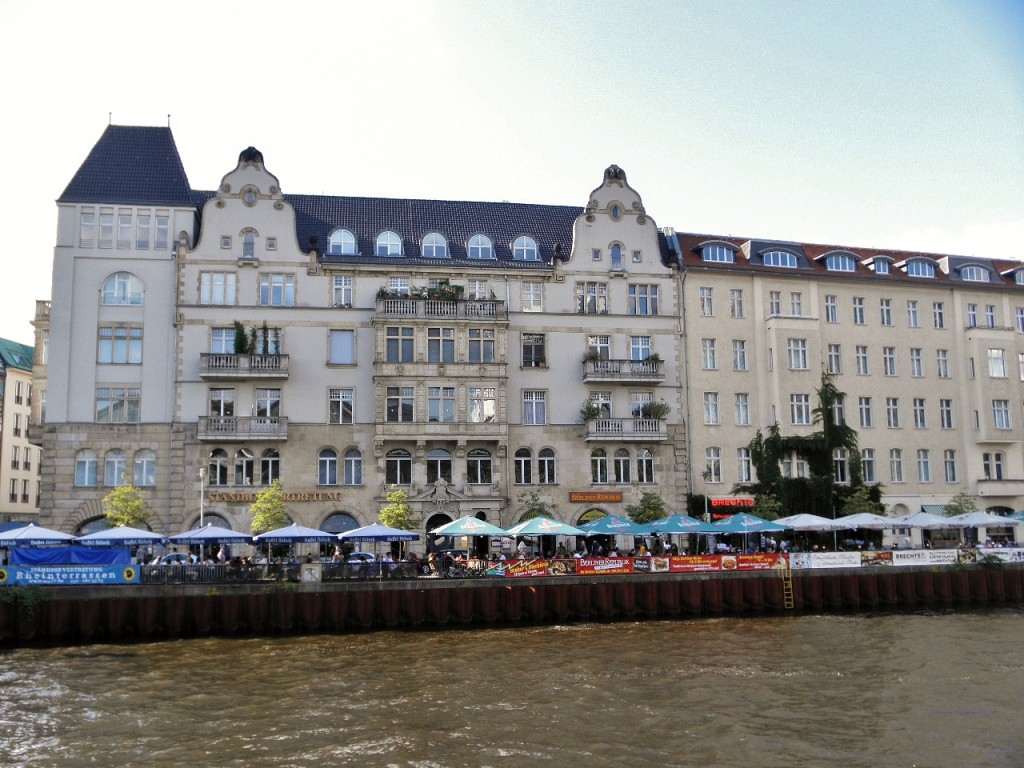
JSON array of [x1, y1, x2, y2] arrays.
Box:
[[0, 338, 39, 524], [31, 125, 1023, 543]]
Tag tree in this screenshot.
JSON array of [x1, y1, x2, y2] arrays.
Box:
[[248, 479, 289, 534], [102, 480, 151, 528], [625, 490, 666, 524], [233, 321, 250, 354], [516, 490, 556, 521], [840, 486, 884, 517], [753, 493, 783, 521], [943, 489, 978, 517], [379, 485, 418, 530]]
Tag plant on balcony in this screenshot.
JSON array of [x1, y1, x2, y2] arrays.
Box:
[[640, 401, 670, 420], [583, 349, 602, 362], [233, 321, 251, 355], [578, 400, 602, 423], [647, 352, 662, 363]]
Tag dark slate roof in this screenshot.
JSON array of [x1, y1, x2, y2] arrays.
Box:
[[58, 125, 194, 207], [0, 338, 34, 373]]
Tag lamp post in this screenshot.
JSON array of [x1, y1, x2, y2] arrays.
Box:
[[701, 466, 712, 554], [198, 467, 206, 528]]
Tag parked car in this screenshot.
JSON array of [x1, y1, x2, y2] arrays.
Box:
[[151, 552, 192, 565], [346, 551, 376, 565]]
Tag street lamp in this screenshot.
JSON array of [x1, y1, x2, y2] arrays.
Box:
[[198, 467, 206, 528], [700, 466, 712, 555]]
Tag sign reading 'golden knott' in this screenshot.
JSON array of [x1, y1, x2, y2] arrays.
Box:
[[568, 491, 624, 503]]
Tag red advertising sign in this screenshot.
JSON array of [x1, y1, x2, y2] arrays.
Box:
[[669, 555, 722, 573], [736, 553, 788, 571], [502, 559, 549, 578], [577, 558, 634, 576]]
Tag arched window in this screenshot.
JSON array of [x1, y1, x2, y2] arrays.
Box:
[[610, 244, 624, 270], [513, 236, 538, 261], [701, 245, 735, 263], [376, 231, 403, 256], [242, 231, 256, 259], [538, 448, 556, 484], [75, 449, 98, 487], [344, 448, 363, 485], [960, 265, 988, 282], [468, 234, 494, 260], [261, 448, 280, 485], [906, 260, 935, 278], [208, 449, 229, 486], [101, 272, 144, 305], [873, 259, 891, 275], [613, 448, 631, 484], [422, 232, 448, 258], [762, 251, 798, 268], [515, 448, 532, 484], [318, 449, 338, 486], [637, 448, 654, 483], [133, 449, 156, 487], [591, 449, 608, 484], [322, 512, 360, 535], [328, 229, 357, 256], [104, 449, 127, 487], [385, 449, 411, 485], [467, 449, 492, 485], [427, 449, 452, 484], [825, 253, 856, 272], [235, 448, 255, 485]]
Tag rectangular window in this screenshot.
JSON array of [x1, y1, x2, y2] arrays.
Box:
[[880, 298, 892, 326], [628, 284, 659, 315], [737, 448, 752, 483], [907, 300, 919, 328], [939, 399, 954, 429], [576, 282, 608, 314], [97, 326, 143, 364], [630, 392, 653, 418], [735, 393, 750, 426], [917, 449, 932, 483], [699, 287, 714, 316], [259, 274, 295, 306], [329, 388, 354, 424], [834, 448, 849, 484], [936, 349, 950, 378], [255, 388, 280, 418], [988, 348, 1007, 378], [522, 281, 543, 312], [329, 329, 355, 364], [985, 305, 996, 327], [983, 452, 1005, 480], [790, 292, 803, 316], [98, 209, 114, 248], [703, 392, 720, 425], [468, 387, 496, 423], [629, 336, 651, 361], [790, 394, 811, 425], [993, 399, 1011, 429], [861, 449, 876, 483], [890, 449, 904, 483], [386, 387, 414, 422], [389, 277, 410, 296], [787, 338, 808, 370], [79, 209, 95, 247], [1017, 307, 1024, 333], [729, 289, 744, 318], [333, 276, 353, 307], [882, 347, 896, 376], [853, 297, 865, 325], [587, 335, 610, 361], [591, 391, 613, 418], [858, 396, 873, 428], [832, 396, 846, 426], [117, 211, 132, 249], [967, 303, 978, 328], [827, 344, 842, 374], [732, 340, 748, 371], [96, 386, 140, 423], [705, 447, 722, 483], [209, 388, 235, 418], [428, 327, 455, 363], [913, 398, 927, 429], [386, 327, 415, 362], [886, 397, 900, 428], [523, 390, 547, 425], [200, 272, 238, 305], [467, 280, 489, 301], [856, 346, 869, 375], [943, 450, 957, 483], [933, 302, 945, 329], [769, 291, 781, 316], [824, 295, 838, 323], [909, 348, 923, 377], [468, 328, 495, 363], [522, 333, 546, 367], [427, 386, 456, 422], [701, 339, 717, 370]]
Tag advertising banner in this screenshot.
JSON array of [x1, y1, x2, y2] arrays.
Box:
[[577, 558, 634, 576], [736, 553, 788, 571], [669, 555, 722, 573], [790, 552, 861, 570], [501, 559, 549, 578], [0, 565, 141, 586], [859, 551, 894, 567]]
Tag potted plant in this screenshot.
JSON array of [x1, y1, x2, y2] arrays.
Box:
[[640, 401, 670, 420], [647, 352, 662, 363], [578, 400, 602, 423], [583, 349, 602, 363]]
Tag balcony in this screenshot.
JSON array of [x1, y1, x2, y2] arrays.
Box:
[[199, 354, 290, 380], [198, 416, 288, 441], [584, 418, 667, 442], [373, 420, 507, 441], [375, 298, 508, 321], [582, 358, 664, 384], [976, 477, 1024, 498]]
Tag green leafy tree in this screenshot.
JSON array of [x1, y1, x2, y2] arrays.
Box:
[[379, 485, 418, 530], [753, 493, 783, 521], [840, 485, 884, 516], [625, 490, 666, 524], [943, 489, 978, 517], [102, 479, 152, 528], [233, 321, 250, 354], [516, 490, 556, 521], [248, 479, 289, 534]]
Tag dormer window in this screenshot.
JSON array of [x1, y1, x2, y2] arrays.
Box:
[[328, 229, 357, 256], [376, 231, 403, 257], [825, 253, 856, 272], [960, 265, 988, 282], [701, 245, 735, 263], [763, 250, 798, 268], [422, 233, 448, 258], [906, 260, 935, 278], [1016, 271, 1024, 286], [468, 234, 494, 260], [874, 260, 891, 275], [513, 236, 539, 261]]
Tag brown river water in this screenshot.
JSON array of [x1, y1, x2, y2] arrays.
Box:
[[1, 609, 1022, 768]]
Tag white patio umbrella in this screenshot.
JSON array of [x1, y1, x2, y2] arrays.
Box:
[[889, 511, 959, 529], [947, 511, 1023, 527], [774, 513, 848, 531], [834, 512, 894, 530]]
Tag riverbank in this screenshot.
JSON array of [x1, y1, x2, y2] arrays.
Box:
[[2, 564, 1021, 647]]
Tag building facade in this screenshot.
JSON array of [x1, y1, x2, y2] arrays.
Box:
[[32, 125, 1024, 543], [0, 338, 39, 523]]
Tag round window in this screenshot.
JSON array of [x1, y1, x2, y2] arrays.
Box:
[[243, 189, 257, 206]]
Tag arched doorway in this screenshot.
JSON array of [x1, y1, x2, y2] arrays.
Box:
[[322, 512, 360, 556]]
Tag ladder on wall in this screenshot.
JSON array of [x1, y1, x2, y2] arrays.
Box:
[[779, 562, 795, 609]]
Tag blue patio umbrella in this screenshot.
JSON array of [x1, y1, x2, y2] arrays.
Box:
[[429, 517, 509, 537], [506, 516, 587, 537], [338, 523, 421, 542], [169, 524, 254, 545], [578, 514, 651, 536], [647, 514, 715, 534], [711, 513, 788, 534], [0, 522, 76, 548], [252, 523, 339, 544], [74, 525, 165, 547]]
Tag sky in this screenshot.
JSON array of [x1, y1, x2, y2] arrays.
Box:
[[0, 0, 1021, 344]]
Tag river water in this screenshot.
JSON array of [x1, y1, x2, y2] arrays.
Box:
[[1, 608, 1021, 768]]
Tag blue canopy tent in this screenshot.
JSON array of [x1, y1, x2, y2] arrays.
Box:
[[646, 514, 715, 554], [0, 523, 76, 548], [74, 525, 165, 547]]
